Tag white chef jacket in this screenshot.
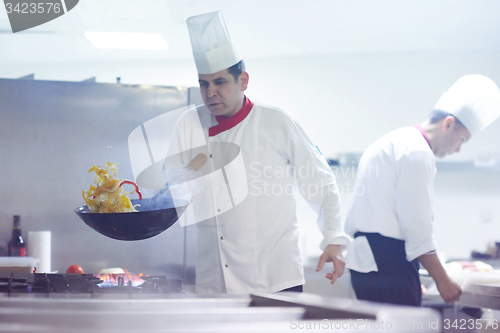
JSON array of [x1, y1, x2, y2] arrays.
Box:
[[170, 98, 349, 294], [345, 126, 438, 273]]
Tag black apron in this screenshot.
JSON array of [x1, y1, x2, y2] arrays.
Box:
[[350, 232, 422, 306]]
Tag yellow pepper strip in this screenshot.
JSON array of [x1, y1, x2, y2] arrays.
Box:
[[83, 162, 140, 213], [92, 179, 120, 198]]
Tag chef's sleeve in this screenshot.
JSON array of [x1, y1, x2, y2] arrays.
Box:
[[284, 117, 350, 251], [395, 151, 438, 262]]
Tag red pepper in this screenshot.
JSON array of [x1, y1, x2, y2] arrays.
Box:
[[119, 180, 142, 200]]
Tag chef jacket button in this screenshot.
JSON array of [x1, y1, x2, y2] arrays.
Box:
[[210, 154, 213, 158], [225, 264, 228, 268], [220, 236, 224, 240], [217, 209, 221, 212]]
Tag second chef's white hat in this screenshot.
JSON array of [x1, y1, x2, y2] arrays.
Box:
[[186, 10, 242, 75], [434, 74, 500, 136]]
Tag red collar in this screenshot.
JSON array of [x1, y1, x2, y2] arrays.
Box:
[[413, 124, 432, 149], [209, 97, 254, 137]]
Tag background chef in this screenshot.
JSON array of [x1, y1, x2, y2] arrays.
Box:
[[344, 74, 500, 306], [168, 10, 350, 294]]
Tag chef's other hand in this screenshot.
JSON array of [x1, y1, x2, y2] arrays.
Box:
[[436, 276, 462, 303], [316, 244, 345, 284]]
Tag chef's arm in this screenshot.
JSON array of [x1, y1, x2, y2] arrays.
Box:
[[314, 191, 349, 284], [418, 253, 462, 303], [397, 152, 438, 262], [283, 116, 350, 284]]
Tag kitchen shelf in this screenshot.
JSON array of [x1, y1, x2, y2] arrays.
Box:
[[327, 159, 500, 173], [436, 161, 500, 172]]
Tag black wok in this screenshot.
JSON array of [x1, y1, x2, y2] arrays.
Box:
[[74, 198, 189, 241]]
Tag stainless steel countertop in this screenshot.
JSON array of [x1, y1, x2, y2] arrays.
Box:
[[0, 292, 441, 333], [458, 284, 500, 311]]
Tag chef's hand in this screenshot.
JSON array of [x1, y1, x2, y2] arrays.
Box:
[[316, 244, 345, 284], [418, 253, 462, 303], [435, 276, 462, 303]]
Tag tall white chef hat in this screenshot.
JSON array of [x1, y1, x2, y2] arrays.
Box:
[[434, 74, 500, 136], [186, 10, 242, 75]]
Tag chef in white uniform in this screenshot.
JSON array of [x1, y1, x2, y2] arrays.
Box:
[[170, 11, 349, 294], [345, 74, 500, 306]]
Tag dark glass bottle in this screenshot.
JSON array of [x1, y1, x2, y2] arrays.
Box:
[[8, 215, 25, 257]]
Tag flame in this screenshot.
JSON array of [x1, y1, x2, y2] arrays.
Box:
[[96, 272, 145, 287]]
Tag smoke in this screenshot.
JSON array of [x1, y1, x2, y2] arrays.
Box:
[[147, 166, 202, 211]]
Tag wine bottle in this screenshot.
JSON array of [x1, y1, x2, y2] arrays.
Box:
[[8, 215, 25, 257]]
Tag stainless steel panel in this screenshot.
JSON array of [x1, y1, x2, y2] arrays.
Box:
[[0, 295, 252, 311], [0, 307, 307, 327], [251, 292, 441, 327], [458, 284, 500, 310], [0, 292, 441, 333], [0, 78, 189, 276]]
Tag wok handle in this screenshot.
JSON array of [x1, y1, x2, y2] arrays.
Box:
[[186, 153, 208, 172]]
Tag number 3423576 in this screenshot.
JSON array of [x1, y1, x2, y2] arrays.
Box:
[[443, 318, 498, 330], [5, 2, 62, 14]]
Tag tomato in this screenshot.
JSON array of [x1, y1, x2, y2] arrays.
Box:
[[66, 265, 85, 274]]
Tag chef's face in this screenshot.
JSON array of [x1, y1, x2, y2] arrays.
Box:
[[433, 117, 471, 158], [198, 69, 249, 118]]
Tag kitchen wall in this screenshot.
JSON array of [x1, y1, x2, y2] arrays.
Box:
[[3, 50, 499, 159], [0, 78, 191, 278], [1, 49, 500, 284]]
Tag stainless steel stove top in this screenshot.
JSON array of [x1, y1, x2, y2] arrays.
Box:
[[0, 273, 183, 295], [0, 292, 440, 333]]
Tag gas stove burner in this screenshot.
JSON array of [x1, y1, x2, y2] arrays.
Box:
[[0, 273, 184, 294], [0, 276, 29, 293], [140, 275, 183, 293], [95, 273, 145, 288], [31, 273, 103, 293], [141, 275, 167, 283], [0, 277, 28, 284]]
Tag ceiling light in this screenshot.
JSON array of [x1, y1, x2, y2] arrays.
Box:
[[84, 32, 168, 50]]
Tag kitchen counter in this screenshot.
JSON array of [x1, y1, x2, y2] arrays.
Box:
[[422, 282, 500, 333], [0, 292, 441, 332]]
